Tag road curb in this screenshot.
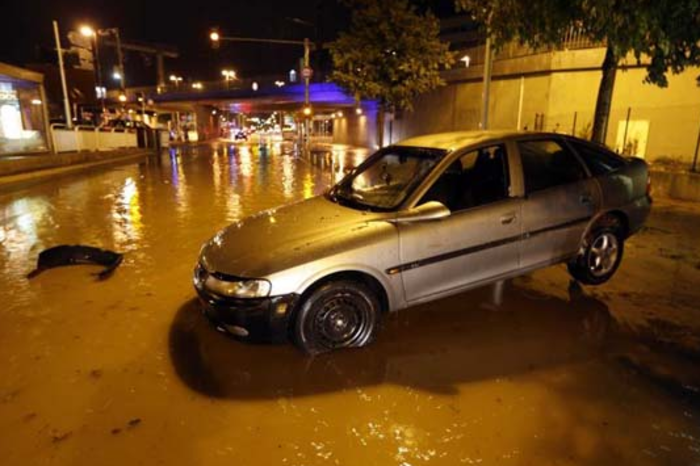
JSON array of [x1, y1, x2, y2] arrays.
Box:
[[0, 150, 156, 191]]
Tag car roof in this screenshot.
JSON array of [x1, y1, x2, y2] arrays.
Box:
[[395, 130, 534, 151]]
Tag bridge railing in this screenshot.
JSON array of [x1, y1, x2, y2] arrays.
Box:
[[110, 74, 299, 101]]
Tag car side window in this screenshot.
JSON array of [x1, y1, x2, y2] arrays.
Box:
[[419, 144, 510, 212], [518, 139, 587, 193], [567, 139, 627, 176]]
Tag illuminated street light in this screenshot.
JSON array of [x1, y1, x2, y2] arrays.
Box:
[[336, 110, 344, 118], [252, 81, 259, 91], [169, 75, 183, 88], [303, 106, 312, 116], [355, 107, 363, 115], [192, 82, 204, 90], [79, 25, 95, 37], [210, 31, 220, 42], [81, 25, 127, 93], [221, 69, 236, 79], [79, 24, 107, 113], [221, 69, 236, 89], [118, 94, 127, 103]]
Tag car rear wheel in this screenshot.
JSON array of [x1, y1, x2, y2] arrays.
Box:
[[293, 280, 381, 355], [568, 216, 624, 285]]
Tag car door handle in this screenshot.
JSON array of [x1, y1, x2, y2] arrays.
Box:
[[500, 213, 517, 225]]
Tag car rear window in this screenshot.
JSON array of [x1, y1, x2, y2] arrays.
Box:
[[518, 139, 588, 193], [566, 139, 627, 176]]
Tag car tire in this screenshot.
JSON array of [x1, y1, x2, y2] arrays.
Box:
[[293, 280, 381, 355], [568, 216, 624, 285]]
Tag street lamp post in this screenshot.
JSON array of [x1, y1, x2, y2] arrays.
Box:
[[53, 20, 72, 128], [79, 24, 126, 112], [210, 31, 313, 103], [221, 69, 236, 89], [209, 30, 314, 145], [112, 28, 126, 91], [169, 75, 183, 88], [79, 26, 106, 115]]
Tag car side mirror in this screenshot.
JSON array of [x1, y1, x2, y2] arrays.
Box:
[[389, 201, 451, 224]]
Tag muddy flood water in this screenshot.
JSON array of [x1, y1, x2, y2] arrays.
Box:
[[1, 142, 699, 465]]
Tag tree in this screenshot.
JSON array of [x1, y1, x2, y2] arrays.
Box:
[[455, 0, 700, 143], [329, 0, 454, 146]]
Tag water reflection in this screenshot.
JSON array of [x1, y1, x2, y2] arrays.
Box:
[[169, 281, 612, 400], [111, 177, 143, 250], [168, 147, 191, 221], [0, 141, 370, 313], [282, 154, 295, 199]]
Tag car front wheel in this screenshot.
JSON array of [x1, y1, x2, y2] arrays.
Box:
[[293, 280, 381, 355], [568, 216, 624, 285]]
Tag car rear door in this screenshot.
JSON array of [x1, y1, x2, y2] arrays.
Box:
[[517, 137, 601, 269], [394, 142, 522, 303]]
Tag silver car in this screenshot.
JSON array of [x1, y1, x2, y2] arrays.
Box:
[[194, 131, 652, 354]]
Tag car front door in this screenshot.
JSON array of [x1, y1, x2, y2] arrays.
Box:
[[517, 137, 601, 269], [395, 142, 522, 303]]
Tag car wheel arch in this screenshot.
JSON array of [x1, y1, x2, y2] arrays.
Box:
[[577, 210, 628, 255], [604, 210, 629, 237], [586, 210, 629, 238], [296, 269, 392, 316]]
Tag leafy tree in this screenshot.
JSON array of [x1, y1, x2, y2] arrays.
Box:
[[329, 0, 454, 146], [455, 0, 700, 143]]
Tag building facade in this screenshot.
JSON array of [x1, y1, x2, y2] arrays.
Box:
[[0, 62, 51, 155]]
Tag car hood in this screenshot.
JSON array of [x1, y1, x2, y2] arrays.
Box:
[[199, 196, 394, 277]]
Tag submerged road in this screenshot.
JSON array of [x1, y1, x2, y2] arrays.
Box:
[[0, 141, 698, 465]]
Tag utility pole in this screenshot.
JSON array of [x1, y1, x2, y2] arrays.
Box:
[[93, 34, 105, 114], [516, 75, 525, 130], [210, 34, 314, 104], [113, 29, 126, 91], [53, 20, 72, 128], [481, 36, 493, 130], [210, 31, 314, 146], [303, 37, 311, 146], [303, 37, 310, 106]]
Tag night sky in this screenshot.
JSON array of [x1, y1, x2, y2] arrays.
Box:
[[0, 0, 457, 87]]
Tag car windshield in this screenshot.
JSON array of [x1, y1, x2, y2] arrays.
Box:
[[328, 146, 447, 211]]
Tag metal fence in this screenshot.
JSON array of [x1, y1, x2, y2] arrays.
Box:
[[522, 105, 700, 169]]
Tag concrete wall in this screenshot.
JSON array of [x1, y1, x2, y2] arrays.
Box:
[[332, 104, 378, 149], [651, 170, 700, 202], [393, 48, 700, 165]]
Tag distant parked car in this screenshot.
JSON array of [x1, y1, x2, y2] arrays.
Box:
[[194, 131, 652, 354]]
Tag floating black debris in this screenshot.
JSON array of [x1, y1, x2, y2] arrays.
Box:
[[27, 245, 123, 280]]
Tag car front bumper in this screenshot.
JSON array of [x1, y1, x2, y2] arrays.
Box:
[[193, 263, 299, 343], [197, 289, 299, 343]]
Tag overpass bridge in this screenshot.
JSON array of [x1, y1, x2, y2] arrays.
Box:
[[113, 77, 379, 147]]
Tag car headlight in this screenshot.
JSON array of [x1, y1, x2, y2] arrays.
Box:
[[203, 275, 271, 298]]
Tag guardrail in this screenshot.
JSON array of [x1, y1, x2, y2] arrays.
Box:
[[50, 124, 139, 153]]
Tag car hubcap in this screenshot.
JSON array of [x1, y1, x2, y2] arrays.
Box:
[[588, 232, 619, 277], [314, 293, 372, 348]]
